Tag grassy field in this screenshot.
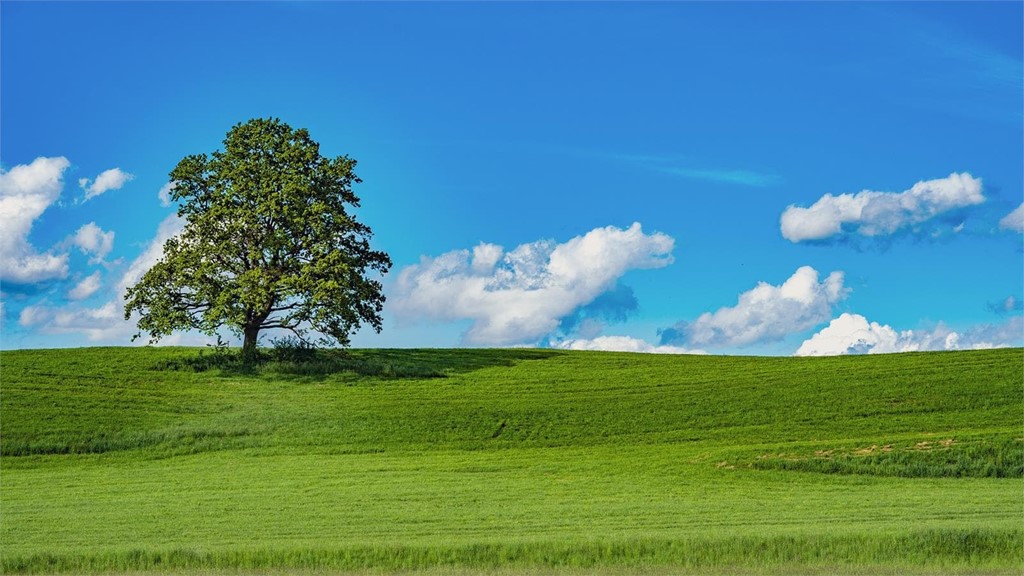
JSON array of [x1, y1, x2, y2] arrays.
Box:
[[1, 346, 1021, 574]]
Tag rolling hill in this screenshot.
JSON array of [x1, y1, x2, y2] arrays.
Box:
[[1, 347, 1021, 574]]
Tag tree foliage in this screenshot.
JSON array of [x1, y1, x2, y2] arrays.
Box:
[[125, 118, 391, 359]]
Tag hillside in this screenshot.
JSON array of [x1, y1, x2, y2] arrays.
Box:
[[1, 347, 1022, 574]]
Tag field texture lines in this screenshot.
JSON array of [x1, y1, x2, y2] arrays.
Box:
[[1, 347, 1021, 574]]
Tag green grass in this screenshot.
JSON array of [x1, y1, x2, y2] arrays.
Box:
[[1, 347, 1022, 574], [751, 434, 1022, 478]]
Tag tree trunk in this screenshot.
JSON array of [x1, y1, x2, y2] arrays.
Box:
[[241, 325, 260, 364]]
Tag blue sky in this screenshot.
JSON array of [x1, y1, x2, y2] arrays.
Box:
[[2, 1, 1021, 355]]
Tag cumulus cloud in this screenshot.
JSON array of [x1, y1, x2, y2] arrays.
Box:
[[660, 266, 847, 348], [780, 172, 984, 242], [391, 223, 674, 346], [72, 222, 115, 262], [79, 167, 133, 201], [999, 202, 1023, 233], [67, 271, 103, 301], [795, 312, 1024, 356], [0, 156, 71, 284], [555, 335, 705, 355], [19, 214, 185, 342], [158, 181, 177, 207]]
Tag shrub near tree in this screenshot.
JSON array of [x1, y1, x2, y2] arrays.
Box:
[[125, 118, 391, 362]]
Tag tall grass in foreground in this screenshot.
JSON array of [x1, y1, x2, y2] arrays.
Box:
[[4, 528, 1020, 574], [751, 435, 1024, 478]]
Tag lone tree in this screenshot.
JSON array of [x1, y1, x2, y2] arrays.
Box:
[[125, 118, 391, 361]]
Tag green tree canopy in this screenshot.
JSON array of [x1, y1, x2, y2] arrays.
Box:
[[125, 118, 391, 360]]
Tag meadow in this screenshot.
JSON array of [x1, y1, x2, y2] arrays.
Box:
[[1, 346, 1021, 574]]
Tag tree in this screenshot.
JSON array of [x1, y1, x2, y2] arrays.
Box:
[[125, 118, 392, 361]]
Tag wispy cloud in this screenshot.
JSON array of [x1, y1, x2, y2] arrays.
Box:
[[158, 181, 177, 207], [536, 147, 783, 189], [911, 10, 1022, 93], [881, 4, 1023, 125], [660, 166, 782, 188], [988, 295, 1023, 315], [606, 152, 782, 188]]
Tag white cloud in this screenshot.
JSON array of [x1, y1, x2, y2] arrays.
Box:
[[79, 167, 133, 201], [610, 154, 781, 187], [158, 181, 177, 207], [555, 335, 705, 355], [67, 271, 103, 301], [781, 172, 984, 242], [0, 156, 71, 284], [796, 312, 1024, 356], [794, 313, 900, 356], [18, 304, 50, 328], [18, 300, 126, 341], [117, 213, 184, 296], [72, 222, 115, 262], [392, 222, 674, 346], [19, 214, 185, 343], [662, 266, 847, 348], [471, 242, 503, 274], [999, 202, 1024, 233]]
